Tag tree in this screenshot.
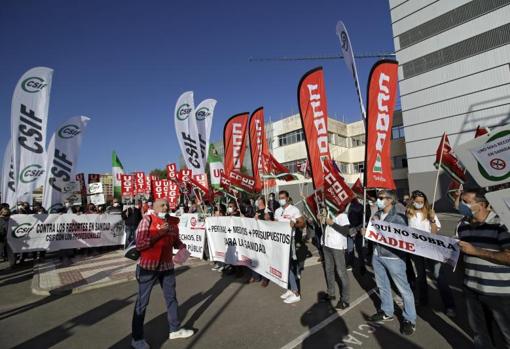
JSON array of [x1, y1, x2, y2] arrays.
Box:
[[149, 168, 167, 179]]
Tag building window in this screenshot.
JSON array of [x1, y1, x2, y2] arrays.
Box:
[[393, 155, 408, 169], [350, 135, 365, 147], [353, 162, 364, 173], [392, 125, 405, 139], [339, 162, 350, 174], [277, 129, 304, 147]]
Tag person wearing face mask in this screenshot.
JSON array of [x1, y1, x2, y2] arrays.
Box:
[[267, 192, 280, 213], [131, 199, 193, 348], [122, 200, 143, 248], [363, 190, 416, 336], [275, 190, 306, 304], [248, 196, 270, 287], [59, 200, 74, 214], [456, 189, 510, 349], [406, 190, 455, 316], [108, 198, 123, 214]]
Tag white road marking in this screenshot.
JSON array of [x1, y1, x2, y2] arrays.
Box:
[[280, 288, 377, 349]]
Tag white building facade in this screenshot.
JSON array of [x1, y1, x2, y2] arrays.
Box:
[[389, 0, 510, 205]]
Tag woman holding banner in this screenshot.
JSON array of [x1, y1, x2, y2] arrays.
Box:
[[406, 190, 456, 317]]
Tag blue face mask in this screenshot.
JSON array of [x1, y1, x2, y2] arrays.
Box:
[[458, 201, 473, 218], [376, 199, 386, 210]]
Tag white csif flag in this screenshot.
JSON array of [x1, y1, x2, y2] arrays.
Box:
[[336, 21, 366, 119], [174, 91, 206, 173], [42, 116, 90, 211], [195, 98, 217, 171], [11, 67, 54, 202], [1, 140, 17, 208]]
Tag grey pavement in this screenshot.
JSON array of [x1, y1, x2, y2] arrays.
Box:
[[0, 213, 477, 349]]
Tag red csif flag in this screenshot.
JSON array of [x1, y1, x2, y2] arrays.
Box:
[[434, 133, 466, 184], [365, 60, 398, 190], [249, 107, 271, 191], [224, 113, 249, 175], [298, 67, 331, 189]]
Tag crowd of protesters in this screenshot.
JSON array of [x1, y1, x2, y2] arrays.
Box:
[[1, 183, 510, 348]]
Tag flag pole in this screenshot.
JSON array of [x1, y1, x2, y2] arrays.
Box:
[[432, 134, 446, 210]]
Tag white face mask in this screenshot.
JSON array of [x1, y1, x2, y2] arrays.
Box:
[[279, 199, 287, 206], [413, 202, 424, 210], [227, 207, 234, 213], [376, 199, 386, 210], [65, 203, 71, 208], [157, 212, 167, 219], [113, 203, 119, 207]]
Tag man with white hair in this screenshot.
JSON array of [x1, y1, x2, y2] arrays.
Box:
[[131, 199, 193, 349]]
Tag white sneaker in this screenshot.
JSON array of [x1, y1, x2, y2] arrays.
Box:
[[131, 339, 150, 349], [280, 290, 294, 299], [169, 328, 194, 340], [284, 293, 301, 304]]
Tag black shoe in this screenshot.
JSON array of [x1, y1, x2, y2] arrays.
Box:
[[336, 301, 350, 310], [401, 320, 416, 336], [368, 311, 394, 322]]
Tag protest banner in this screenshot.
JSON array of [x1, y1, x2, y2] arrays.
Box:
[[223, 112, 249, 175], [249, 107, 271, 191], [298, 67, 330, 189], [336, 21, 365, 119], [1, 141, 16, 208], [88, 173, 101, 184], [120, 174, 134, 198], [176, 213, 206, 259], [485, 188, 510, 231], [365, 60, 398, 190], [88, 182, 103, 195], [89, 193, 106, 205], [133, 172, 147, 194], [42, 115, 90, 210], [455, 125, 510, 187], [205, 216, 292, 288], [195, 98, 217, 170], [11, 67, 53, 202], [175, 91, 206, 174], [166, 163, 177, 181], [167, 182, 180, 209], [365, 220, 460, 268], [7, 213, 125, 253]]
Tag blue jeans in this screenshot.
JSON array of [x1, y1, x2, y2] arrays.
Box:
[[132, 266, 180, 340], [372, 254, 416, 323]]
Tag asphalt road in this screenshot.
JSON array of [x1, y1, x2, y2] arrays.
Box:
[[0, 213, 476, 349]]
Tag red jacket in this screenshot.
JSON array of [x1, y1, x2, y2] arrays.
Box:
[[136, 214, 185, 271]]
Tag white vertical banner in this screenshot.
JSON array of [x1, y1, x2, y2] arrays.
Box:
[[174, 91, 206, 174], [42, 116, 90, 211], [336, 21, 366, 119], [11, 67, 54, 201], [195, 98, 217, 171], [1, 140, 17, 208]]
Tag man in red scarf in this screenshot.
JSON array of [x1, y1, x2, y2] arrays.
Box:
[[131, 199, 193, 349]]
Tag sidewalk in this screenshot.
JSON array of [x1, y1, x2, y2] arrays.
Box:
[[31, 250, 208, 296]]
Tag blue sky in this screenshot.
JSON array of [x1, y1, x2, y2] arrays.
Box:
[[0, 0, 395, 174]]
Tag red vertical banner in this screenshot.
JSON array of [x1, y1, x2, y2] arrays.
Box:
[[249, 107, 270, 190], [178, 169, 192, 184], [365, 60, 398, 190], [120, 174, 134, 197], [168, 182, 180, 209], [193, 174, 209, 192], [223, 112, 249, 175], [88, 173, 101, 184], [76, 173, 87, 198], [134, 172, 147, 194], [298, 67, 331, 189], [166, 163, 177, 181], [152, 179, 167, 200]]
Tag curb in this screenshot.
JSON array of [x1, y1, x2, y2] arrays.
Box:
[[31, 257, 210, 296]]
